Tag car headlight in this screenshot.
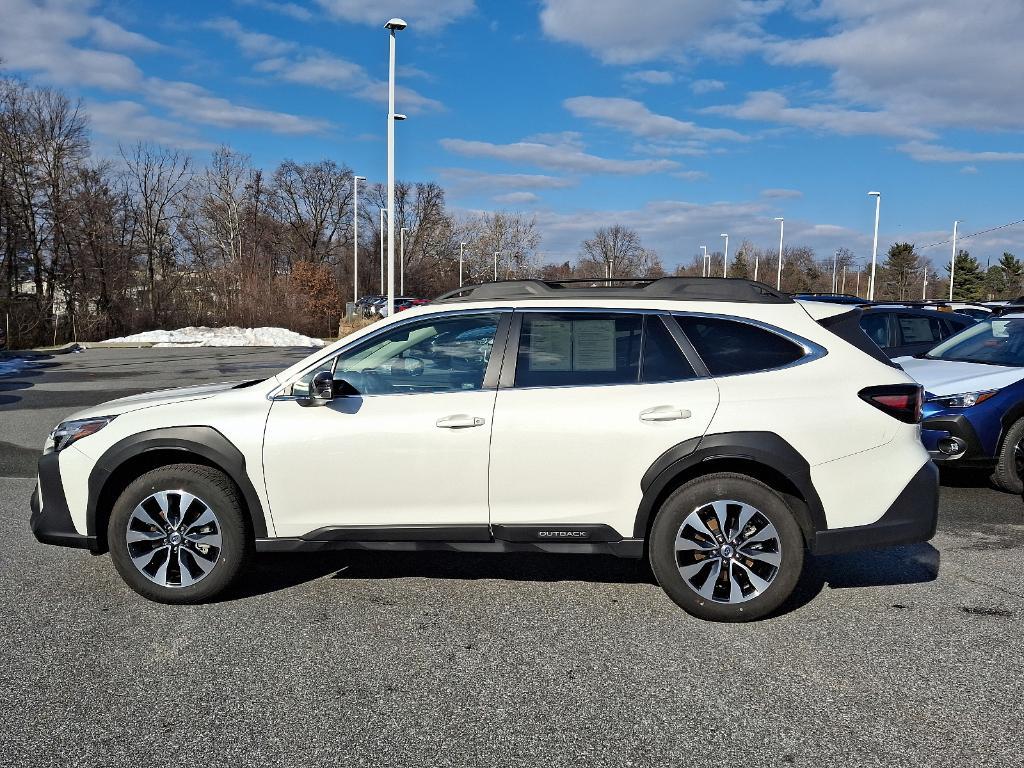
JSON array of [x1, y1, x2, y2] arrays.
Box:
[[929, 391, 997, 408], [47, 416, 117, 453]]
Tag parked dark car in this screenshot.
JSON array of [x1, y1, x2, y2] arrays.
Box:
[[859, 305, 976, 358]]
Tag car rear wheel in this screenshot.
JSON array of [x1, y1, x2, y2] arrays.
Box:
[[108, 463, 252, 603], [649, 472, 805, 622], [991, 418, 1024, 494]]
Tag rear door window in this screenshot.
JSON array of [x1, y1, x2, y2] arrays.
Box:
[[896, 314, 944, 345], [674, 315, 805, 375], [514, 313, 642, 387]]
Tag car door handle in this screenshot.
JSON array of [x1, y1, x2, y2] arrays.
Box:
[[436, 414, 486, 429], [639, 406, 691, 422]]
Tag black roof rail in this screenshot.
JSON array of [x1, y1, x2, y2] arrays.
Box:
[[433, 277, 793, 304]]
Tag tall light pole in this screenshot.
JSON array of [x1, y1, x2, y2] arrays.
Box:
[[868, 191, 881, 300], [948, 220, 961, 301], [841, 264, 847, 293], [384, 17, 407, 316], [832, 249, 839, 293], [493, 251, 500, 281], [720, 234, 729, 277], [922, 263, 929, 300], [459, 242, 466, 287], [379, 207, 385, 292], [400, 227, 407, 294], [774, 217, 784, 290], [753, 248, 760, 282], [700, 245, 708, 277], [352, 175, 365, 305]]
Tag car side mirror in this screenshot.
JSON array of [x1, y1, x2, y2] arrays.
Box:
[[308, 370, 334, 406]]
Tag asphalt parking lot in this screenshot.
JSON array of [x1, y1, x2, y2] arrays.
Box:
[[1, 347, 1022, 767]]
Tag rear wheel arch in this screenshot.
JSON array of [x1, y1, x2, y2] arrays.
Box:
[[87, 427, 267, 553], [634, 432, 824, 546]]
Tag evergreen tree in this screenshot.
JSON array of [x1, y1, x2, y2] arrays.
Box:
[[881, 242, 920, 300], [731, 247, 751, 279], [946, 249, 984, 301], [999, 252, 1023, 298]]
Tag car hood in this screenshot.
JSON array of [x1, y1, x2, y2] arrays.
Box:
[[895, 356, 1024, 395], [67, 380, 251, 420]]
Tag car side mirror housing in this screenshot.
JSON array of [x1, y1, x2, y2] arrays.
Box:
[[308, 370, 334, 405]]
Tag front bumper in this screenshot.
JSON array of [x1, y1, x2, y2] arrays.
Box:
[[811, 461, 939, 555], [920, 413, 993, 467], [30, 452, 97, 551]]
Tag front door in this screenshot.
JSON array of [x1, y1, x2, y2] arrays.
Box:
[[263, 311, 508, 538], [488, 311, 720, 539]]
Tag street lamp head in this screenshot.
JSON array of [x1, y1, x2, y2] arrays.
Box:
[[385, 18, 407, 30], [774, 216, 784, 221], [393, 113, 407, 121], [868, 191, 881, 197], [720, 233, 728, 238], [354, 175, 366, 181]]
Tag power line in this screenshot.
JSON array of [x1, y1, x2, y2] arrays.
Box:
[[918, 217, 1024, 251]]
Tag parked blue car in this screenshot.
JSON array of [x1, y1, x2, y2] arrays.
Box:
[[898, 312, 1024, 492]]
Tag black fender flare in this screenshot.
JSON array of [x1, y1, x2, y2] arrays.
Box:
[[86, 426, 268, 541], [633, 431, 827, 540]]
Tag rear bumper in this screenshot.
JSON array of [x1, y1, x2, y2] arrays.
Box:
[[30, 452, 97, 551], [811, 461, 939, 555]]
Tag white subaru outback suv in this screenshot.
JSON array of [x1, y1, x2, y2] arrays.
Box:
[[31, 278, 938, 621]]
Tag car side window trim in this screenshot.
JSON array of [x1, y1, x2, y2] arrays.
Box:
[[671, 311, 827, 377], [270, 308, 512, 400]]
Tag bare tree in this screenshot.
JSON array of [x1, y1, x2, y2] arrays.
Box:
[[578, 225, 661, 279]]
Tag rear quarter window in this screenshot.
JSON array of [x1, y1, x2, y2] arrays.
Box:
[[674, 315, 805, 375]]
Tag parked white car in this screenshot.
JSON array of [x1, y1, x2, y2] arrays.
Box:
[[31, 278, 937, 621]]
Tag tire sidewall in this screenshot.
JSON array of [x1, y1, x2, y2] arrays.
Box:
[[108, 465, 249, 603], [993, 419, 1024, 494], [649, 473, 805, 622]]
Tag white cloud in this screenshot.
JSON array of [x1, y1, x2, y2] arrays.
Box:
[[765, 0, 1024, 132], [314, 0, 475, 32], [704, 91, 933, 139], [440, 136, 678, 175], [961, 166, 978, 175], [494, 192, 540, 205], [210, 19, 443, 113], [761, 188, 802, 199], [674, 170, 709, 181], [897, 142, 1024, 164], [690, 78, 725, 94], [90, 18, 163, 52], [439, 168, 576, 192], [564, 96, 747, 142], [147, 79, 329, 134], [233, 0, 314, 22], [539, 0, 753, 64], [86, 100, 213, 150], [623, 70, 674, 85], [204, 17, 296, 57]]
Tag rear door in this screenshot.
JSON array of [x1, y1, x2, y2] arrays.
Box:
[[487, 310, 719, 539]]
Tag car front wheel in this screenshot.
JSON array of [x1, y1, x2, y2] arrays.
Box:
[[108, 463, 252, 603], [649, 472, 805, 622]]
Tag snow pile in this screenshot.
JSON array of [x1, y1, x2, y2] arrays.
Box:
[[103, 326, 326, 348]]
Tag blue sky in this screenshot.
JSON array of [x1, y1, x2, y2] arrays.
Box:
[[2, 0, 1023, 270]]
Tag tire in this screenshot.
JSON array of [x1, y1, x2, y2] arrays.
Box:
[[108, 463, 252, 603], [991, 418, 1024, 494], [649, 472, 805, 622]]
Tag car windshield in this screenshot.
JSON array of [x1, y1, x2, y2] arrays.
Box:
[[924, 317, 1024, 366]]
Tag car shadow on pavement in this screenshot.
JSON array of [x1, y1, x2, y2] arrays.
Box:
[[775, 543, 941, 617], [225, 550, 655, 601]]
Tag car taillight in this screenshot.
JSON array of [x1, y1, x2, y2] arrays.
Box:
[[858, 384, 923, 424]]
